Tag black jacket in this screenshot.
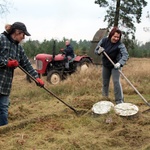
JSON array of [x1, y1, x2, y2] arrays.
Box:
[[64, 44, 74, 58], [95, 37, 129, 68]]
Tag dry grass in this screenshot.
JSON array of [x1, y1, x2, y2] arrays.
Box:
[[0, 57, 150, 150]]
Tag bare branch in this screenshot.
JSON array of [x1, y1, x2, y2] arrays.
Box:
[[0, 0, 12, 17]]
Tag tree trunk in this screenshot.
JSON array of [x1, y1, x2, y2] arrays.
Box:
[[114, 0, 121, 27]]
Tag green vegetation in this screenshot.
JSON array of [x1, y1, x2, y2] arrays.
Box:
[[22, 38, 91, 58], [22, 38, 150, 58], [94, 0, 147, 49]]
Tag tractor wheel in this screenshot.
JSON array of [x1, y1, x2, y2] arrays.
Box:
[[47, 70, 62, 85], [79, 58, 92, 71]]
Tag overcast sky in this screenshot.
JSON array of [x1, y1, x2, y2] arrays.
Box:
[[0, 0, 150, 44]]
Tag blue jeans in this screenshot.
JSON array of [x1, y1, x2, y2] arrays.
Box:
[[0, 94, 9, 126]]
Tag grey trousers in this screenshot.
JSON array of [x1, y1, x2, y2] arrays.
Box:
[[65, 56, 72, 69], [102, 65, 124, 104]]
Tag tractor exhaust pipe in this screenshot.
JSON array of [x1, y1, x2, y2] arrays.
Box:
[[52, 40, 56, 61]]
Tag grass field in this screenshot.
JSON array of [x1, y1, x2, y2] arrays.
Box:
[[0, 58, 150, 150]]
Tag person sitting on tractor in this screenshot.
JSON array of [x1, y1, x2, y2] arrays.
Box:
[[61, 40, 75, 69]]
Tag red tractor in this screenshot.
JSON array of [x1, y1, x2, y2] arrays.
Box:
[[34, 41, 93, 84]]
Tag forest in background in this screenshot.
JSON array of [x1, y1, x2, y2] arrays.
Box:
[[22, 38, 150, 58]]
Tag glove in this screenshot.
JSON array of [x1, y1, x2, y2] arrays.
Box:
[[114, 62, 121, 69], [7, 60, 19, 68], [36, 78, 44, 87], [97, 46, 105, 54]]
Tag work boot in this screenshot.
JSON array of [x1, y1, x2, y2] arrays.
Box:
[[116, 100, 124, 105], [65, 63, 69, 69]]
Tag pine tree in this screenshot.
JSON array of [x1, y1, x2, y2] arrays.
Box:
[[94, 0, 147, 49]]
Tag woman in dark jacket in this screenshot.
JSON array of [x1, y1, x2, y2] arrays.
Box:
[[95, 27, 129, 104], [0, 22, 44, 126]]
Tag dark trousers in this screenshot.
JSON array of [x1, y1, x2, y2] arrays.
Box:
[[102, 66, 124, 104]]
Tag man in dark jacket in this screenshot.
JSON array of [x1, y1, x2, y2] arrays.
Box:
[[61, 40, 74, 69]]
